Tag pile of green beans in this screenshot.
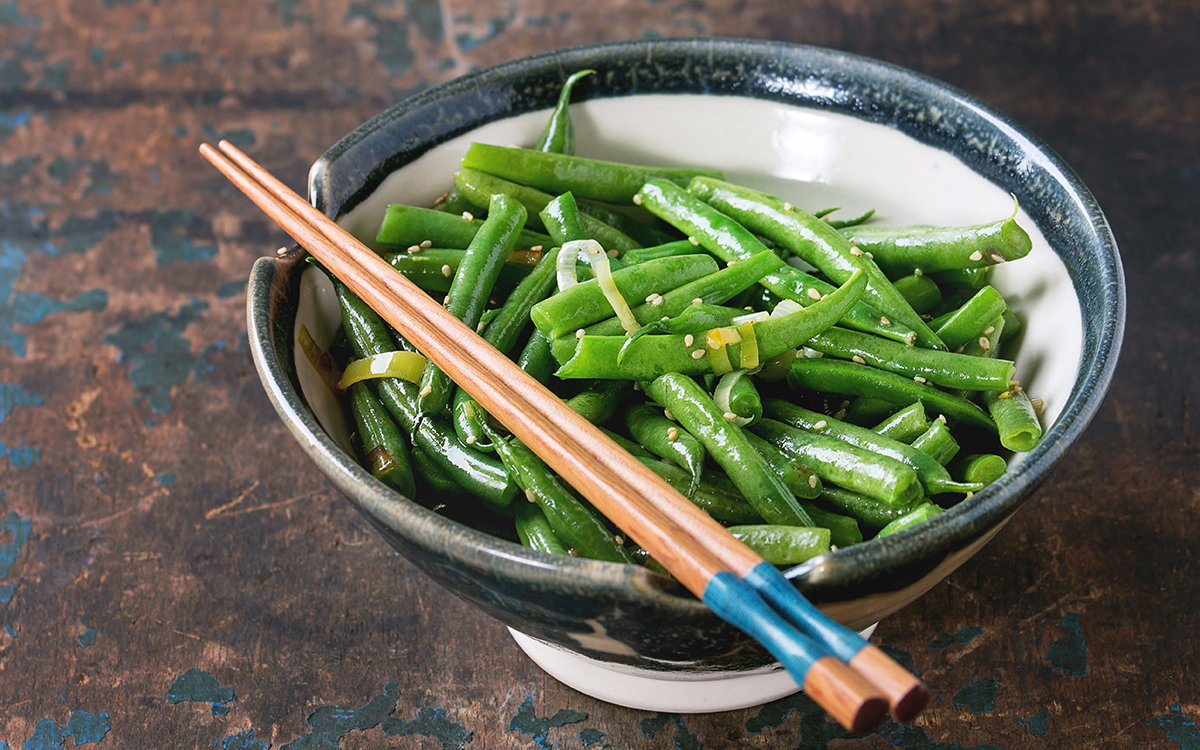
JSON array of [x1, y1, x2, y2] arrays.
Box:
[[318, 73, 1046, 570]]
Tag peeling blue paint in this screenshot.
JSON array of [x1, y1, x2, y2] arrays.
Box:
[[0, 3, 40, 27], [953, 677, 998, 713], [46, 156, 116, 196], [638, 713, 699, 750], [201, 124, 255, 148], [3, 623, 15, 637], [221, 729, 269, 750], [157, 472, 175, 485], [103, 300, 210, 412], [578, 727, 605, 746], [344, 0, 442, 77], [1016, 709, 1049, 737], [166, 667, 235, 715], [281, 682, 400, 749], [381, 706, 472, 749], [0, 109, 32, 141], [0, 583, 16, 602], [149, 209, 217, 265], [78, 627, 96, 647], [21, 711, 111, 748], [1149, 704, 1200, 749], [455, 14, 510, 52], [0, 383, 43, 427], [509, 697, 587, 750], [1, 442, 40, 466], [274, 0, 312, 25], [927, 626, 983, 650], [1044, 612, 1088, 677], [160, 50, 200, 67], [1, 511, 33, 578], [216, 279, 245, 299]]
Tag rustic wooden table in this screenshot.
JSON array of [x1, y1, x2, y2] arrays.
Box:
[[1, 1, 1196, 748]]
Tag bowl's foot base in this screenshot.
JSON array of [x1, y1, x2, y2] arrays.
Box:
[[509, 623, 878, 714]]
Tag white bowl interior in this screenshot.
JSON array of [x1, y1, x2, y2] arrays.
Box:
[[297, 94, 1081, 469]]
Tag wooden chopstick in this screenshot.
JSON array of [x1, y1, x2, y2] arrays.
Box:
[[202, 140, 926, 730]]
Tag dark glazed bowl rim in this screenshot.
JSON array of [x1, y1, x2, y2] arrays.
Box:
[[262, 38, 1123, 609]]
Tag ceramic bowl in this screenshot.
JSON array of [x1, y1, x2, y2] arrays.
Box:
[[246, 39, 1124, 712]]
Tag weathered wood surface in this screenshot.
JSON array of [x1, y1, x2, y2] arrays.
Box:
[[0, 1, 1196, 747]]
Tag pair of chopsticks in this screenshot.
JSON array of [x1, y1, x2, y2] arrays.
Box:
[[201, 140, 928, 732]]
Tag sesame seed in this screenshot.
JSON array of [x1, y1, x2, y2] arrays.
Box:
[[809, 475, 818, 489], [568, 549, 579, 556], [692, 298, 703, 306], [632, 194, 643, 206], [667, 427, 679, 441], [608, 249, 619, 257], [632, 382, 641, 391], [462, 211, 474, 222], [691, 349, 706, 359], [979, 337, 991, 351], [476, 321, 487, 332], [991, 253, 1006, 263], [661, 316, 669, 320], [530, 244, 543, 252], [983, 325, 995, 335], [865, 252, 874, 259], [806, 288, 821, 300], [688, 236, 700, 246], [969, 250, 984, 262], [649, 294, 664, 306], [420, 240, 432, 248], [794, 350, 803, 358], [276, 247, 288, 256], [880, 316, 891, 326], [407, 244, 421, 253], [852, 355, 866, 364], [664, 409, 675, 421], [441, 264, 453, 277], [1031, 397, 1045, 413], [614, 535, 624, 545], [850, 246, 862, 257], [684, 334, 694, 347], [525, 489, 537, 502], [813, 420, 828, 429], [442, 295, 451, 305], [575, 329, 586, 339], [723, 411, 738, 420], [783, 202, 793, 211], [727, 260, 738, 266], [418, 385, 432, 397], [938, 414, 948, 425], [914, 375, 927, 383], [914, 268, 923, 277], [465, 435, 477, 444]]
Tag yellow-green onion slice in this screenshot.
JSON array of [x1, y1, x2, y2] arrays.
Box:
[[736, 320, 760, 370], [713, 370, 754, 426], [337, 351, 427, 391], [706, 326, 741, 376], [577, 239, 639, 335]]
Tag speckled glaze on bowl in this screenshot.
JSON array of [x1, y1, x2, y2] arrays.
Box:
[[247, 39, 1124, 694]]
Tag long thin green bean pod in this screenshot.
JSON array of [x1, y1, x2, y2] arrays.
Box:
[[839, 210, 1032, 277], [726, 525, 831, 565], [933, 286, 1008, 351], [871, 402, 929, 443], [348, 381, 416, 497], [514, 501, 570, 556], [376, 203, 551, 250], [624, 402, 706, 495], [533, 69, 593, 155]]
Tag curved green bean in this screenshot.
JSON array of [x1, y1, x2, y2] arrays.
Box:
[[624, 402, 706, 495], [839, 211, 1032, 277], [534, 69, 593, 155]]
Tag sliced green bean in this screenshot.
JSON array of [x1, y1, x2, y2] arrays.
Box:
[[377, 203, 550, 250], [875, 503, 943, 538], [646, 374, 815, 527], [454, 167, 640, 251], [892, 274, 942, 313], [385, 249, 535, 296], [815, 486, 920, 531], [948, 453, 1008, 486], [566, 380, 630, 425], [984, 386, 1043, 452], [348, 381, 416, 497], [419, 194, 528, 416], [762, 398, 979, 496], [839, 211, 1032, 277], [517, 331, 556, 384], [530, 254, 719, 339], [539, 191, 590, 246], [750, 418, 923, 507], [578, 199, 679, 247], [910, 418, 960, 466], [928, 266, 991, 290], [933, 286, 1008, 352], [624, 403, 706, 495], [786, 358, 996, 432], [804, 326, 1016, 391], [727, 525, 831, 565], [686, 176, 945, 350], [461, 142, 723, 205], [743, 430, 822, 500], [871, 402, 929, 443], [534, 69, 593, 155], [514, 501, 569, 556], [636, 457, 765, 525], [621, 240, 706, 265], [840, 397, 897, 427]]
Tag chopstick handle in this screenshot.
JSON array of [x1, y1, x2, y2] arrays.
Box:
[[743, 563, 929, 722], [703, 573, 887, 734]]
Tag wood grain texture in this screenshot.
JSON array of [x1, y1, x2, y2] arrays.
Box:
[[0, 0, 1196, 747]]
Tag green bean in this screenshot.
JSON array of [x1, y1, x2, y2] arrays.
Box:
[[624, 402, 706, 495], [840, 397, 897, 427], [621, 240, 706, 265], [452, 387, 493, 452], [409, 446, 469, 498], [645, 373, 815, 527], [932, 286, 1008, 352], [514, 501, 569, 556], [875, 503, 943, 538], [334, 280, 517, 508], [488, 431, 633, 564], [804, 326, 1016, 391], [530, 254, 719, 339], [892, 274, 942, 313], [556, 268, 865, 380], [815, 486, 920, 532], [983, 385, 1043, 452], [419, 194, 528, 416], [726, 525, 831, 565], [762, 399, 979, 496], [910, 418, 960, 466], [1001, 309, 1023, 342], [800, 503, 863, 548], [743, 430, 822, 500], [431, 190, 478, 217], [638, 179, 916, 345], [376, 203, 551, 251], [460, 142, 723, 205], [348, 381, 416, 497], [928, 266, 991, 290], [786, 358, 996, 432], [839, 210, 1032, 277], [454, 167, 640, 251], [385, 249, 536, 295], [686, 176, 946, 350], [948, 453, 1008, 486], [750, 418, 923, 507], [871, 402, 929, 443], [517, 331, 556, 384], [719, 371, 764, 425], [539, 191, 590, 246], [635, 457, 765, 525], [578, 199, 680, 247], [534, 69, 593, 155], [599, 427, 656, 459], [566, 380, 630, 425]]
